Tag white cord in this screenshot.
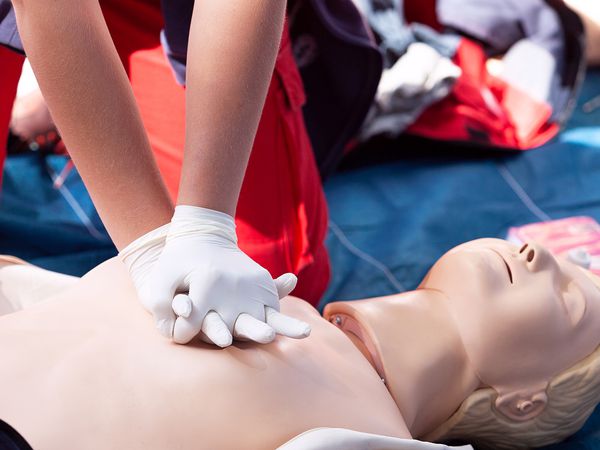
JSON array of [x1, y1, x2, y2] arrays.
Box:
[[496, 161, 552, 222], [328, 220, 406, 292], [52, 177, 108, 241]]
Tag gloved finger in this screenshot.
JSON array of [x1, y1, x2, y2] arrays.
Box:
[[265, 306, 311, 339], [274, 273, 297, 299], [173, 314, 202, 345], [233, 314, 276, 344], [201, 311, 233, 348], [198, 330, 216, 346], [154, 312, 176, 339], [172, 294, 193, 318], [173, 274, 228, 346]]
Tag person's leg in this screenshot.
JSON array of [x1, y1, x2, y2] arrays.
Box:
[[0, 46, 24, 178]]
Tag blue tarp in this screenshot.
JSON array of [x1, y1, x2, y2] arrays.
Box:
[[0, 153, 115, 275], [0, 70, 599, 449]]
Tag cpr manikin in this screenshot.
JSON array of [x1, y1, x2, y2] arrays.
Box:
[[1, 239, 600, 449]]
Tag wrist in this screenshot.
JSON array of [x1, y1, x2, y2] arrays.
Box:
[[119, 223, 170, 279], [172, 205, 235, 228], [168, 205, 237, 244]]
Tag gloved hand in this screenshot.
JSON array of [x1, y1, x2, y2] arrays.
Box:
[[119, 205, 311, 346]]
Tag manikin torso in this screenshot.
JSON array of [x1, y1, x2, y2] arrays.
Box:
[[0, 259, 409, 450], [2, 238, 600, 449]]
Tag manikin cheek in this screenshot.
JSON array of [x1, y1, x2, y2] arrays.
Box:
[[563, 287, 586, 325]]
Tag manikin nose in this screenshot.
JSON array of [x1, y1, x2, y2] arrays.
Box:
[[517, 242, 552, 271], [518, 243, 536, 263]]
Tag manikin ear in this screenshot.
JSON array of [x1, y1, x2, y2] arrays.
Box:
[[494, 388, 548, 421]]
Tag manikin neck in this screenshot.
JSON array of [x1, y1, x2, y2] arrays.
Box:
[[328, 289, 481, 438]]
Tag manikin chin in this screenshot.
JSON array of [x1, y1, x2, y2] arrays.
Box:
[[1, 238, 600, 449]]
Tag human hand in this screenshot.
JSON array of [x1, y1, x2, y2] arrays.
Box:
[[120, 206, 311, 346]]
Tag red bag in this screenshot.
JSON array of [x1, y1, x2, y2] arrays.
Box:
[[403, 0, 585, 150]]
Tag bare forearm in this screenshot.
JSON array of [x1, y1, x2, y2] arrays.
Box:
[[12, 0, 173, 249], [179, 1, 287, 215]]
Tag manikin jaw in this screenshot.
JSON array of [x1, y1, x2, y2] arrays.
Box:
[[420, 238, 600, 396]]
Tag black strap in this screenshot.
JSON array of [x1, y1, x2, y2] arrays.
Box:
[[0, 419, 33, 450]]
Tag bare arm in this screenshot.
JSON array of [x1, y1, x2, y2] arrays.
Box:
[[11, 0, 173, 249], [179, 1, 287, 215]]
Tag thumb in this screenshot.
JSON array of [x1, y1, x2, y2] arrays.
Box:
[[172, 294, 193, 319], [139, 279, 178, 339], [152, 305, 176, 339], [274, 273, 298, 299]]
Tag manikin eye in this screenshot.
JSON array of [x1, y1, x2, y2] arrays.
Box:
[[491, 249, 513, 284], [503, 259, 513, 284]]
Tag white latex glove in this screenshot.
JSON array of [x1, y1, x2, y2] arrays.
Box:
[[120, 206, 311, 346], [119, 222, 171, 331]]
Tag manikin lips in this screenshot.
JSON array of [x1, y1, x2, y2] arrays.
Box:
[[490, 249, 514, 284]]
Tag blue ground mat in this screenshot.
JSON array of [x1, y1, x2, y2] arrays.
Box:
[[0, 70, 599, 448]]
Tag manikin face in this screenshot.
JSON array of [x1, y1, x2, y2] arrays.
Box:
[[420, 238, 600, 394]]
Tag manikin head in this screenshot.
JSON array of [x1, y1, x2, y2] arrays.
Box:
[[326, 239, 600, 449]]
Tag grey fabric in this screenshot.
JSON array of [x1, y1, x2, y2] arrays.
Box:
[[352, 0, 460, 140], [360, 42, 460, 141], [437, 0, 569, 118], [437, 0, 565, 67], [0, 1, 22, 54], [353, 0, 460, 68]]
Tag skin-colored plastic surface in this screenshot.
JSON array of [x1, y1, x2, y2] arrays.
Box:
[[0, 259, 407, 450], [1, 238, 600, 448]]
